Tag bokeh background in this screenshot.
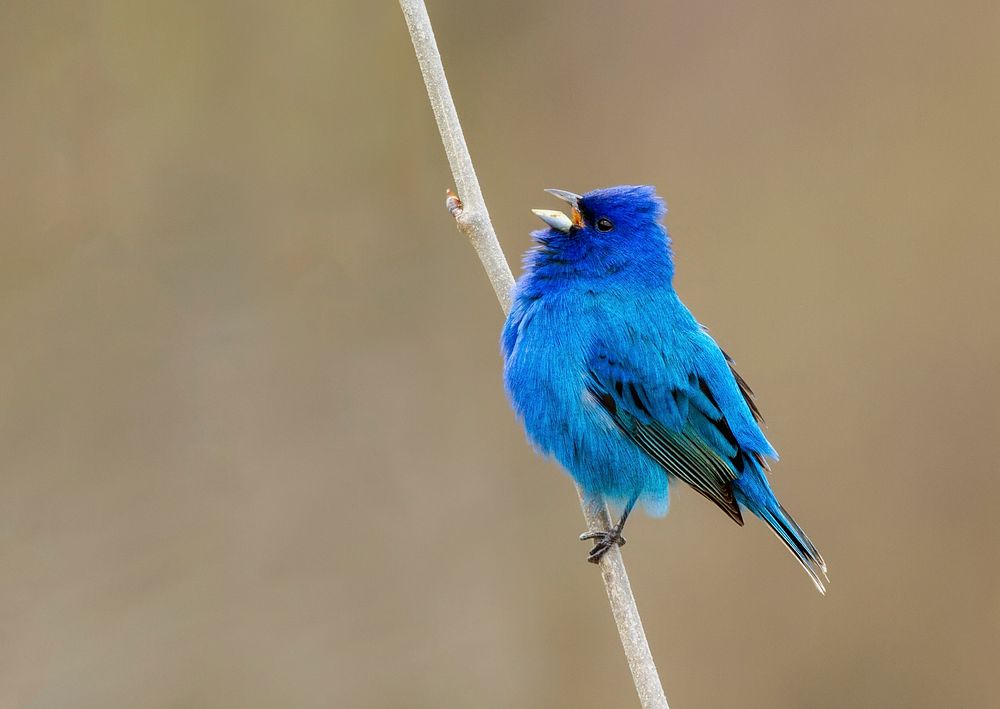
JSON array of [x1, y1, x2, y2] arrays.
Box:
[[2, 1, 999, 707]]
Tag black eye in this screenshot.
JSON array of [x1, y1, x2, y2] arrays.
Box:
[[596, 217, 614, 232]]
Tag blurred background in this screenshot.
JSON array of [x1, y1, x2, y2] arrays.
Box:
[[2, 1, 998, 707]]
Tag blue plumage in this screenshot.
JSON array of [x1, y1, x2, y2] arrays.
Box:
[[502, 186, 827, 593]]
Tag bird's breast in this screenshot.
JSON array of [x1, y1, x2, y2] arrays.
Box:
[[502, 290, 608, 451]]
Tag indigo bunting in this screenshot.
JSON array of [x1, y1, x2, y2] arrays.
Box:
[[502, 186, 827, 593]]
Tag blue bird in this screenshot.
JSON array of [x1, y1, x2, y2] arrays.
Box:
[[502, 186, 827, 593]]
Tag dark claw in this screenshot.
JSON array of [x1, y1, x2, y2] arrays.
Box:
[[579, 530, 627, 545], [579, 528, 626, 564]]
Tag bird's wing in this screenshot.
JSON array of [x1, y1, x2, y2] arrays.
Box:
[[721, 347, 764, 424], [586, 343, 746, 525]]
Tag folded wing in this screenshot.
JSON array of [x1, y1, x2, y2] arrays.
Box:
[[586, 345, 750, 525]]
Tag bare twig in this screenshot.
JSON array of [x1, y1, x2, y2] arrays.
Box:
[[398, 2, 669, 707]]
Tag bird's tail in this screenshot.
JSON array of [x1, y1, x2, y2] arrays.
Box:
[[734, 469, 828, 594]]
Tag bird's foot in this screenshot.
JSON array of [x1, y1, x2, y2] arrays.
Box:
[[579, 528, 626, 564]]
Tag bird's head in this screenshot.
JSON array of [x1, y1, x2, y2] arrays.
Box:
[[530, 185, 671, 278]]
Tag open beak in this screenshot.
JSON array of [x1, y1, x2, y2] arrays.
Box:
[[532, 188, 584, 233], [544, 188, 581, 209], [531, 209, 574, 232]]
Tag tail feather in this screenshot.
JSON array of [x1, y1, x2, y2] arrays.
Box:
[[734, 471, 828, 594], [758, 504, 828, 594]]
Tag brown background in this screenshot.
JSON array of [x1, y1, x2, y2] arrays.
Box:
[[2, 1, 999, 707]]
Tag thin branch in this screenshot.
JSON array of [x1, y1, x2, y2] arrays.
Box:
[[398, 2, 669, 707]]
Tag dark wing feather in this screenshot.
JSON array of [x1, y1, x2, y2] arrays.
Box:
[[587, 371, 744, 525], [722, 348, 763, 424]]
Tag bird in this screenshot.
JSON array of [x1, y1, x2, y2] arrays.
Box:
[[501, 185, 827, 593]]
